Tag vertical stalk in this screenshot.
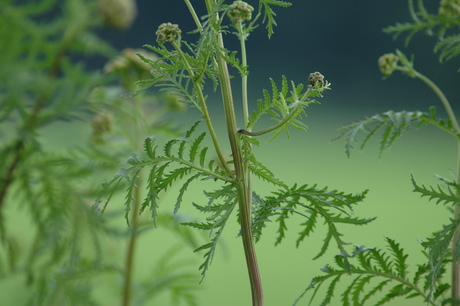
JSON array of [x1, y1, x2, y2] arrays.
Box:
[[209, 6, 263, 306], [235, 21, 253, 226], [453, 140, 460, 302], [121, 181, 141, 306], [408, 68, 460, 302]]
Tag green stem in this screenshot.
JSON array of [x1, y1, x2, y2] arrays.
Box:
[[235, 21, 254, 230], [397, 67, 460, 134], [238, 103, 303, 137], [205, 1, 263, 304], [183, 0, 202, 30], [171, 41, 234, 177], [399, 65, 460, 302], [121, 180, 141, 306]]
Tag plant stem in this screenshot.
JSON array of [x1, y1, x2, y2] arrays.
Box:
[[235, 21, 254, 230], [204, 1, 263, 304], [171, 41, 234, 177], [238, 103, 303, 137], [183, 0, 202, 31], [121, 180, 141, 306], [403, 66, 460, 302], [400, 68, 460, 133]]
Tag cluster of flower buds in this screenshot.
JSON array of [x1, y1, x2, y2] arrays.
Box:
[[98, 0, 137, 30], [378, 53, 399, 76], [227, 1, 254, 24], [439, 0, 460, 18], [308, 72, 325, 88], [156, 22, 182, 44]]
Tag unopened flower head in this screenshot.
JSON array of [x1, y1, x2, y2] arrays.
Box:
[[378, 53, 399, 76], [439, 0, 460, 18], [228, 1, 254, 24], [156, 22, 182, 44], [98, 0, 137, 30], [308, 72, 325, 88]]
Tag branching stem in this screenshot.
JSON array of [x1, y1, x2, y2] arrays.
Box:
[[238, 103, 303, 137], [171, 40, 234, 177], [204, 1, 263, 304]]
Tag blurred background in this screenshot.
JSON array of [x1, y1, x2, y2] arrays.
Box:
[[98, 1, 457, 305], [2, 0, 459, 305]]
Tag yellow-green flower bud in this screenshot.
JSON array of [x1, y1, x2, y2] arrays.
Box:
[[439, 0, 460, 18], [156, 23, 182, 44], [98, 0, 137, 30], [378, 53, 399, 76], [228, 1, 254, 24], [308, 72, 325, 88]]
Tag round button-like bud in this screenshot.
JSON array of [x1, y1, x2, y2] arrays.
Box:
[[308, 72, 325, 88], [378, 53, 399, 76], [156, 22, 182, 44], [228, 1, 254, 24]]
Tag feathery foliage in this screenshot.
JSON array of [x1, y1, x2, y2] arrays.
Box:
[[0, 0, 203, 304], [336, 107, 458, 157], [313, 0, 460, 305], [384, 0, 460, 68], [299, 237, 450, 306]]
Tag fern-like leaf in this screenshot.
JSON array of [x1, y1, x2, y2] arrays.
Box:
[[258, 0, 292, 38], [256, 183, 373, 269], [336, 108, 457, 157], [183, 183, 238, 280], [412, 174, 460, 206], [299, 236, 451, 305]]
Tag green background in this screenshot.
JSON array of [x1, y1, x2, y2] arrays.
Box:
[[3, 0, 459, 305]]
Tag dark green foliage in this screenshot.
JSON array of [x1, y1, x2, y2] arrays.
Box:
[[383, 0, 460, 67], [0, 0, 203, 304], [257, 184, 373, 262], [246, 76, 329, 141], [183, 184, 238, 280], [336, 107, 458, 157], [100, 121, 231, 224], [299, 237, 449, 306], [323, 1, 460, 305], [258, 0, 292, 37]]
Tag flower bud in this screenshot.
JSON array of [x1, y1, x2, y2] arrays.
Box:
[[98, 0, 137, 30], [439, 0, 460, 18], [156, 22, 182, 44], [104, 48, 157, 75], [378, 53, 399, 76], [91, 112, 112, 143], [228, 1, 254, 24], [308, 72, 325, 88]]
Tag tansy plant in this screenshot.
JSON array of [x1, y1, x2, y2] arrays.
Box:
[[98, 0, 375, 305], [0, 0, 204, 305], [300, 0, 460, 305]]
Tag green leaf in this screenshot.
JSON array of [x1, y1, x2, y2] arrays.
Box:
[[411, 174, 460, 206], [336, 109, 457, 157], [259, 0, 292, 38]]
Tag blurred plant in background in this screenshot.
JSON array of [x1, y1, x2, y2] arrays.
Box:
[[0, 0, 202, 305], [302, 0, 460, 305]]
